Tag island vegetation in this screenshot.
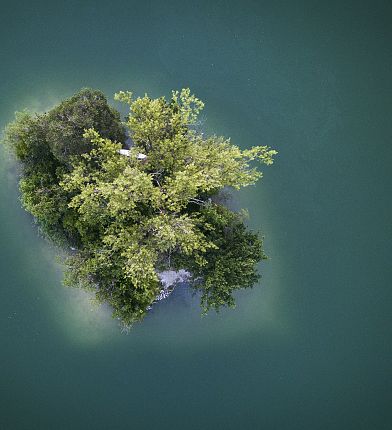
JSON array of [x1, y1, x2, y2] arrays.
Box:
[[2, 88, 277, 328]]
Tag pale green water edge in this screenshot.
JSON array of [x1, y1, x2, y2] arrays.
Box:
[[1, 1, 391, 429]]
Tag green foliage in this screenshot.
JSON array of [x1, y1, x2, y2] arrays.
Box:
[[190, 206, 266, 313], [2, 89, 126, 247], [46, 88, 126, 163], [2, 87, 277, 329]]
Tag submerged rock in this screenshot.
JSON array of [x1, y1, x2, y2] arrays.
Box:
[[148, 270, 190, 308]]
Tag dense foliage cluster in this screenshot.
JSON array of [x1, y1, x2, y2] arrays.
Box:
[[2, 88, 276, 327]]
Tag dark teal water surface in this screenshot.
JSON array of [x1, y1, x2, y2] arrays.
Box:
[[1, 1, 391, 429]]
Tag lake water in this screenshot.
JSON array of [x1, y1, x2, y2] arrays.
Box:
[[1, 1, 391, 429]]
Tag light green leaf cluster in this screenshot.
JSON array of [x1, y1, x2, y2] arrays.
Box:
[[170, 88, 205, 126]]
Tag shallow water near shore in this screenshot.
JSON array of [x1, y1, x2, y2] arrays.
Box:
[[1, 1, 391, 429]]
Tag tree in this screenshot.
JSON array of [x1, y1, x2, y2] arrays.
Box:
[[2, 87, 277, 328], [2, 89, 125, 246], [46, 88, 126, 163]]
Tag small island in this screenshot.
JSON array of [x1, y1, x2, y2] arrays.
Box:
[[3, 88, 277, 328]]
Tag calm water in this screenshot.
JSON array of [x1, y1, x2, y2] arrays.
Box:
[[1, 1, 391, 429]]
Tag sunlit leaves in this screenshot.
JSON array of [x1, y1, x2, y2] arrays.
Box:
[[2, 86, 277, 329]]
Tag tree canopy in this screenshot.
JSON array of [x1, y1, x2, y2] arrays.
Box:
[[2, 87, 277, 328]]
